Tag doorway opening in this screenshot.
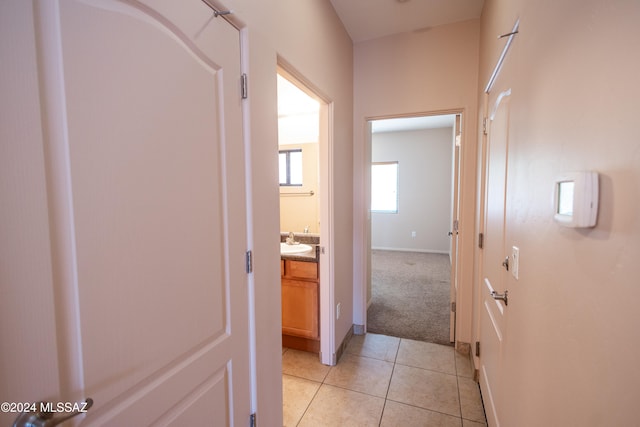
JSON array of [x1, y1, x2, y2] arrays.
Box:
[[277, 64, 334, 365], [367, 113, 462, 345]]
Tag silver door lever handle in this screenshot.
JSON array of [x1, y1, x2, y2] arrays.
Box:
[[491, 290, 508, 306], [13, 398, 93, 427]]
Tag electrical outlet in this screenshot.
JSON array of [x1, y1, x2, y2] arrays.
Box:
[[411, 231, 417, 238], [511, 246, 519, 280], [336, 303, 341, 320]]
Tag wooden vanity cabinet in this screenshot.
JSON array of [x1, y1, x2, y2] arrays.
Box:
[[281, 259, 319, 353]]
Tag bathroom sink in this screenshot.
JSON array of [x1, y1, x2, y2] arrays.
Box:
[[280, 242, 313, 255]]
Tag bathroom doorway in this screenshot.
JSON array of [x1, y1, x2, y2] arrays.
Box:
[[277, 64, 334, 365], [367, 113, 462, 345], [277, 73, 320, 233]]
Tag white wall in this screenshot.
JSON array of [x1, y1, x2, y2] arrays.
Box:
[[353, 19, 480, 341], [371, 128, 453, 253], [474, 0, 640, 424]]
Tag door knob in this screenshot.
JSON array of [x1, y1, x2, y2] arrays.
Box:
[[13, 398, 93, 427], [490, 290, 508, 306], [502, 256, 509, 271]]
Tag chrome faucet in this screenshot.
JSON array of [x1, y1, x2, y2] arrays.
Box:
[[286, 231, 296, 245]]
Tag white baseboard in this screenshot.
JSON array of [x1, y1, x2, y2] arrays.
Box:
[[371, 246, 449, 255]]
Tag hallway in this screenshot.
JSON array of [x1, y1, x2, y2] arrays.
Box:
[[283, 333, 486, 426]]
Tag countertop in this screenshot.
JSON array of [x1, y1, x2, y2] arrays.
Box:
[[280, 232, 320, 262]]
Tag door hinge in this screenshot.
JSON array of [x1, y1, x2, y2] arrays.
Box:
[[245, 250, 253, 273], [451, 301, 456, 313], [241, 73, 248, 99], [475, 341, 481, 357], [250, 412, 256, 427], [482, 117, 488, 135], [478, 233, 484, 249]]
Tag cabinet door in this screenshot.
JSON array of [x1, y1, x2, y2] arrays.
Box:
[[287, 260, 318, 280], [281, 279, 319, 338]]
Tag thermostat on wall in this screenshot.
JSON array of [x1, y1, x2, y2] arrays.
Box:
[[553, 171, 599, 228]]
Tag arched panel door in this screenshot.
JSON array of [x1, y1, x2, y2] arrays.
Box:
[[2, 1, 251, 425], [479, 88, 512, 427]]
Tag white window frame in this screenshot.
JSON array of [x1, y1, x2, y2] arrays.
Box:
[[371, 161, 398, 214], [279, 149, 303, 186]]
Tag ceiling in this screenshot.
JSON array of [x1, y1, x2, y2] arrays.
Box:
[[278, 0, 483, 140], [371, 115, 455, 133], [329, 0, 484, 43], [278, 75, 320, 145]]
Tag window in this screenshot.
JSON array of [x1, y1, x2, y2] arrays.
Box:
[[371, 162, 398, 213], [279, 149, 303, 186]]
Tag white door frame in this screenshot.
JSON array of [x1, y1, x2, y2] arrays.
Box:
[[362, 110, 463, 341], [450, 114, 462, 343], [276, 62, 336, 365]]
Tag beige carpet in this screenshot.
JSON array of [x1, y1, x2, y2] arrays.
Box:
[[367, 250, 452, 345]]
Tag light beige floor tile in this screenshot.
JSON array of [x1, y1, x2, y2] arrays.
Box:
[[282, 375, 321, 427], [324, 353, 394, 397], [299, 384, 385, 427], [462, 419, 487, 427], [455, 350, 474, 378], [458, 377, 486, 423], [396, 339, 456, 375], [388, 364, 460, 417], [346, 333, 400, 362], [282, 335, 489, 427], [381, 401, 462, 427], [282, 349, 331, 382]]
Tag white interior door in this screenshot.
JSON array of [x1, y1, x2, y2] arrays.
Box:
[[1, 0, 251, 425], [479, 89, 512, 427]]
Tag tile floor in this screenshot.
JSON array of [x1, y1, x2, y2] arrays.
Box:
[[282, 333, 487, 426]]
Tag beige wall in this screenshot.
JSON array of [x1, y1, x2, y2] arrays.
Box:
[[231, 0, 353, 424], [371, 128, 453, 253], [279, 143, 320, 233], [353, 20, 480, 341], [274, 1, 355, 356], [475, 0, 640, 424]]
